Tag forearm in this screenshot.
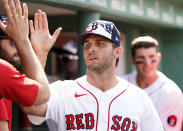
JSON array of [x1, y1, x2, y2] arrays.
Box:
[[0, 121, 9, 131], [34, 50, 48, 68], [15, 38, 50, 104], [21, 103, 47, 117]]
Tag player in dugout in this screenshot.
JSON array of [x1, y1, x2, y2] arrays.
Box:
[[123, 36, 183, 131], [21, 5, 164, 131], [0, 0, 61, 130]]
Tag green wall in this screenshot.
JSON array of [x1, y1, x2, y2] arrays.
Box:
[[161, 30, 183, 90]]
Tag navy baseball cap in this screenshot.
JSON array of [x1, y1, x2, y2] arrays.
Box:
[[77, 20, 120, 47], [0, 15, 7, 38]]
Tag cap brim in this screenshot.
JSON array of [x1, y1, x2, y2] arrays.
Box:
[[77, 32, 113, 45], [77, 33, 95, 45]]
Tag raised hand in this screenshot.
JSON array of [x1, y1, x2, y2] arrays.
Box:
[[0, 0, 51, 106], [0, 0, 29, 44], [30, 10, 62, 67]]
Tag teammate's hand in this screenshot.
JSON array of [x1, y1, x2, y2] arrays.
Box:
[[30, 10, 62, 67], [0, 0, 29, 44]]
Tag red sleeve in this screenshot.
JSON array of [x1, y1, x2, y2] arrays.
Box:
[[0, 59, 39, 106], [0, 99, 12, 131]]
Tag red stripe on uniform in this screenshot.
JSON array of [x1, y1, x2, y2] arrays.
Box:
[[76, 81, 99, 131], [107, 85, 128, 131]]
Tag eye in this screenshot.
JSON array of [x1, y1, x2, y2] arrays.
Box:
[[96, 41, 104, 47], [84, 42, 91, 49], [135, 61, 144, 65], [151, 59, 157, 63]]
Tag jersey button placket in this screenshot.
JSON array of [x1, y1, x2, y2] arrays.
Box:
[[97, 94, 109, 130]]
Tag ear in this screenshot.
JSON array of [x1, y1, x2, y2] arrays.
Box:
[[115, 47, 123, 58], [157, 52, 162, 63], [130, 56, 135, 65]]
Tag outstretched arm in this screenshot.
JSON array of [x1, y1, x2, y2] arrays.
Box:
[[0, 0, 50, 105], [30, 10, 62, 67], [22, 9, 61, 116]]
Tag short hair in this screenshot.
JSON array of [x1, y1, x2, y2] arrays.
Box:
[[112, 43, 119, 67], [131, 36, 158, 58]]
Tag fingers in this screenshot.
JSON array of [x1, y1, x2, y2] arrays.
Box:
[[34, 10, 46, 31], [38, 10, 43, 29], [3, 0, 26, 22], [34, 13, 38, 30], [3, 0, 12, 21], [8, 0, 17, 20], [14, 0, 22, 17], [29, 20, 35, 33], [52, 27, 62, 42], [42, 12, 48, 30], [23, 3, 28, 20]]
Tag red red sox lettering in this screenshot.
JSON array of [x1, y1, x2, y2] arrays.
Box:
[[111, 115, 137, 131], [65, 113, 137, 130], [65, 113, 94, 130]]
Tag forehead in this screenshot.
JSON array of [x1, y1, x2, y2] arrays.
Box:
[[135, 47, 157, 56]]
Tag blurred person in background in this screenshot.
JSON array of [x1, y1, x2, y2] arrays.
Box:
[[123, 36, 183, 131]]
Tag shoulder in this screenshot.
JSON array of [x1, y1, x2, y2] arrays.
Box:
[[158, 71, 182, 103], [118, 78, 157, 114], [47, 76, 86, 98], [158, 71, 182, 95], [48, 76, 86, 93], [0, 59, 16, 72], [122, 71, 136, 81], [119, 77, 149, 99], [49, 79, 75, 91]]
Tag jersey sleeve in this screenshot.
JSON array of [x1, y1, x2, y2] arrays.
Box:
[[0, 59, 39, 106], [0, 99, 12, 131], [28, 80, 65, 125], [159, 88, 183, 131]]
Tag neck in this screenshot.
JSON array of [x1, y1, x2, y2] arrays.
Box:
[[86, 67, 119, 92], [136, 73, 158, 89]]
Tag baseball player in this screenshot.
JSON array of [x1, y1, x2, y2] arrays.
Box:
[[123, 36, 183, 131], [0, 0, 61, 130], [0, 14, 22, 131], [24, 14, 165, 130], [0, 14, 35, 131]]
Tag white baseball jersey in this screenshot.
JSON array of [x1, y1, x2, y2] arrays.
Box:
[[123, 71, 183, 131], [29, 75, 164, 131]]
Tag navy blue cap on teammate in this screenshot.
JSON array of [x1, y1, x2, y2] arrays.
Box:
[[77, 20, 120, 47], [0, 15, 8, 38]]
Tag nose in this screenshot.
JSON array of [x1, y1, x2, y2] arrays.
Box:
[[88, 43, 96, 53], [144, 58, 151, 66]]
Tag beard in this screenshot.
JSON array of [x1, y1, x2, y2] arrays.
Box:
[[0, 48, 22, 72], [87, 51, 114, 74]]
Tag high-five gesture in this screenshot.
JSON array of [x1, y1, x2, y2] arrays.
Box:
[[30, 10, 62, 67], [0, 0, 29, 44], [0, 0, 50, 105]]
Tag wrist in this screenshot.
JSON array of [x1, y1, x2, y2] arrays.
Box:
[[16, 37, 30, 44], [36, 52, 48, 68]]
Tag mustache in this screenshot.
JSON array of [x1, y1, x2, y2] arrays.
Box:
[[12, 53, 19, 58]]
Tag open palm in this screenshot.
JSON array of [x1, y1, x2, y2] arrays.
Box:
[[30, 10, 62, 66]]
